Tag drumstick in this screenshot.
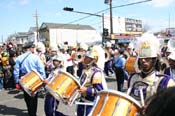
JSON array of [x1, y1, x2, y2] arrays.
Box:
[[139, 87, 145, 107], [127, 87, 132, 95], [75, 101, 94, 106]]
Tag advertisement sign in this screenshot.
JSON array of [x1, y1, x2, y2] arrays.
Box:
[[125, 18, 142, 34], [104, 15, 143, 35]]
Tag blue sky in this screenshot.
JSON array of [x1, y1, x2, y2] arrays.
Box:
[[1, 0, 175, 40]]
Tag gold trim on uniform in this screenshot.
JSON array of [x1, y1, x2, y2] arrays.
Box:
[[92, 72, 102, 84]]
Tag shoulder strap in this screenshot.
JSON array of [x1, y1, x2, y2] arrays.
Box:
[[20, 53, 31, 66]]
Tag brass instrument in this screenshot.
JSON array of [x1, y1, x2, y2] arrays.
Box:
[[72, 51, 85, 63], [104, 49, 111, 62]]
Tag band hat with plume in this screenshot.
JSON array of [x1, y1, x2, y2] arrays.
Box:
[[136, 33, 160, 58], [84, 45, 105, 69]]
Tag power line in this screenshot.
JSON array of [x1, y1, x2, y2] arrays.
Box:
[[65, 0, 152, 25]]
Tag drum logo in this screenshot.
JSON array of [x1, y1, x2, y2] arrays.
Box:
[[131, 81, 148, 101], [80, 73, 87, 86]]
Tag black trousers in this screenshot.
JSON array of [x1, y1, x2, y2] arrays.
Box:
[[114, 67, 125, 92], [23, 91, 38, 116], [104, 60, 114, 76]]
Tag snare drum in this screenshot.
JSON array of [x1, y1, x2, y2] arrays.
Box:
[[19, 70, 44, 96], [89, 90, 141, 116], [45, 70, 81, 105], [125, 57, 136, 73]]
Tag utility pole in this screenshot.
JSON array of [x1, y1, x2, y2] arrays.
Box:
[[33, 9, 39, 42], [104, 0, 113, 39], [109, 0, 113, 35]]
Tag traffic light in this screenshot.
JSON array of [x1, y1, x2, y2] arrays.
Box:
[[63, 7, 74, 11], [103, 28, 109, 36]]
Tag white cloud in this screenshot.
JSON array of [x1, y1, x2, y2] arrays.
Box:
[[149, 0, 174, 7], [19, 0, 29, 6], [1, 0, 29, 9], [128, 0, 175, 7]]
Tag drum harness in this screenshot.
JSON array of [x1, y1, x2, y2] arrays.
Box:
[[19, 53, 31, 78]]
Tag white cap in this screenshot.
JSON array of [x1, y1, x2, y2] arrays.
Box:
[[52, 55, 63, 61], [50, 46, 58, 51], [80, 43, 88, 51]]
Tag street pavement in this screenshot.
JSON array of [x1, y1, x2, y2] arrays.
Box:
[[0, 75, 128, 116]]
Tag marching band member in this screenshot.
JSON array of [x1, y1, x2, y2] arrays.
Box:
[[164, 39, 175, 80], [45, 45, 58, 77], [76, 42, 88, 77], [77, 45, 107, 116], [14, 42, 46, 116], [44, 55, 66, 116], [164, 52, 175, 81], [104, 41, 114, 77], [127, 34, 175, 106], [35, 42, 47, 66]]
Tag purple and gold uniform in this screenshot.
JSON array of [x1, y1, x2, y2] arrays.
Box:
[[76, 45, 107, 116], [127, 34, 175, 104], [128, 71, 175, 102], [77, 66, 105, 116]]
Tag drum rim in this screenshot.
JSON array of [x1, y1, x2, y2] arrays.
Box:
[[45, 85, 73, 105], [19, 81, 32, 96], [32, 70, 44, 81], [59, 70, 80, 86], [19, 70, 44, 96], [98, 89, 142, 108], [45, 86, 60, 100]]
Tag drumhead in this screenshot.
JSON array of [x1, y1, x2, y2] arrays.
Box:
[[98, 89, 142, 108], [59, 70, 80, 86], [32, 70, 44, 81]]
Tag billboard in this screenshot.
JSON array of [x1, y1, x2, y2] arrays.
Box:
[[104, 15, 143, 34], [166, 28, 175, 37]]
